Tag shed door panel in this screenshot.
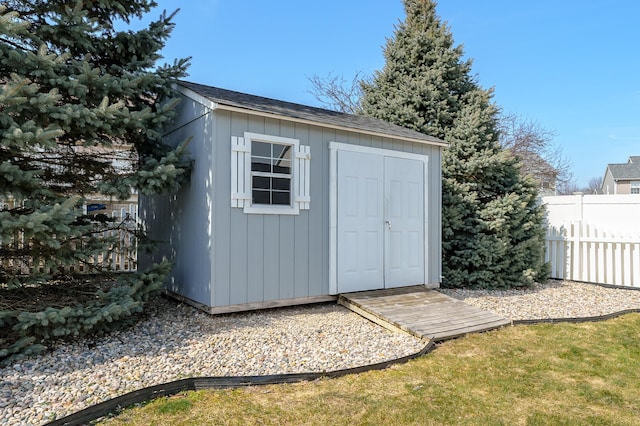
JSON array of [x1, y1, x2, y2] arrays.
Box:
[[337, 150, 384, 292], [384, 156, 425, 287], [336, 150, 426, 293]]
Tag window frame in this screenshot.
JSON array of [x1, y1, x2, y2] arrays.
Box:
[[631, 181, 640, 194], [243, 132, 300, 215]]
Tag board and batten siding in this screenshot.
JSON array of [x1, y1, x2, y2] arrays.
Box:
[[140, 96, 215, 307], [211, 109, 442, 309], [212, 110, 324, 308]]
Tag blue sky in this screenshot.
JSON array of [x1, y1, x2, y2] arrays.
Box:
[[144, 1, 639, 187]]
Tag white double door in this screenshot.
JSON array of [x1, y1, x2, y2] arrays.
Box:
[[337, 149, 425, 293]]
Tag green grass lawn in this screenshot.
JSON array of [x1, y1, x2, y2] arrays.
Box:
[[102, 314, 640, 425]]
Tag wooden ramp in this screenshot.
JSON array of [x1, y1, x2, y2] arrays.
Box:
[[339, 286, 512, 341]]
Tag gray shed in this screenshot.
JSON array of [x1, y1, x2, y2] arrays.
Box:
[[140, 81, 446, 313]]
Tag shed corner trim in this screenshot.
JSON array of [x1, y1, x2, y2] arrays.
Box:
[[176, 84, 219, 111]]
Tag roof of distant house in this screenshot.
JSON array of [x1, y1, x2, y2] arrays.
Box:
[[607, 156, 640, 180], [177, 81, 446, 146]]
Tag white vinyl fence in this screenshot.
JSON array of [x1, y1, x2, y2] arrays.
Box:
[[543, 194, 640, 287]]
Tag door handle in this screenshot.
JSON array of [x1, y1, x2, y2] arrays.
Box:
[[385, 220, 392, 229]]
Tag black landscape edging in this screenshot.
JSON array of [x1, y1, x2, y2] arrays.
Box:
[[44, 308, 640, 426], [512, 308, 640, 325], [45, 339, 436, 426]]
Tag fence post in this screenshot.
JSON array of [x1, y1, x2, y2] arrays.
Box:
[[573, 192, 584, 222], [573, 193, 584, 281], [564, 225, 571, 280]]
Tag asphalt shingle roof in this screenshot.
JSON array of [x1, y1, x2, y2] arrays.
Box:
[[178, 81, 445, 146], [608, 157, 640, 180]]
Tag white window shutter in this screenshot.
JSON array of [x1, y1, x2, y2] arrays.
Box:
[[231, 136, 251, 207], [294, 144, 311, 210]]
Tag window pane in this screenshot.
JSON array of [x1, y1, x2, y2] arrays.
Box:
[[272, 177, 290, 191], [273, 144, 291, 160], [252, 141, 272, 158], [251, 157, 271, 172], [253, 176, 270, 190], [249, 139, 295, 208], [272, 191, 290, 205], [273, 159, 291, 174], [252, 189, 270, 205]]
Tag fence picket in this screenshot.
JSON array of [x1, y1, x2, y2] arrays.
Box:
[[623, 241, 632, 286], [580, 222, 589, 281], [596, 228, 604, 283], [587, 224, 596, 283], [631, 241, 640, 287]]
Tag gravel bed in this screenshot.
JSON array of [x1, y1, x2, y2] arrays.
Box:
[[439, 280, 640, 320], [0, 300, 424, 425], [3, 280, 640, 425]]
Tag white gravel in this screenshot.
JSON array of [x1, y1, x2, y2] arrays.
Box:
[[0, 300, 424, 425], [3, 280, 640, 425], [439, 280, 640, 320]]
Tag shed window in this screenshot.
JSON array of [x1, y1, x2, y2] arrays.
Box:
[[251, 142, 292, 205], [231, 133, 310, 214]]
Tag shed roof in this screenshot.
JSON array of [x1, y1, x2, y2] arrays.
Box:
[[607, 156, 640, 180], [178, 81, 446, 147]]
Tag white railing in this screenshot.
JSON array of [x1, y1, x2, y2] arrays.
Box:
[[543, 194, 640, 287]]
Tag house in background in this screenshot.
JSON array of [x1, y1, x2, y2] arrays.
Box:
[[140, 81, 446, 314], [601, 156, 640, 194], [527, 152, 558, 196]]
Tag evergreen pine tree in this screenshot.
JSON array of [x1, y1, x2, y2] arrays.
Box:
[[0, 1, 190, 361], [361, 0, 547, 288], [1, 0, 189, 283]]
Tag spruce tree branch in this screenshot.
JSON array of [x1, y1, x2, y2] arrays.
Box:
[[0, 36, 33, 52]]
